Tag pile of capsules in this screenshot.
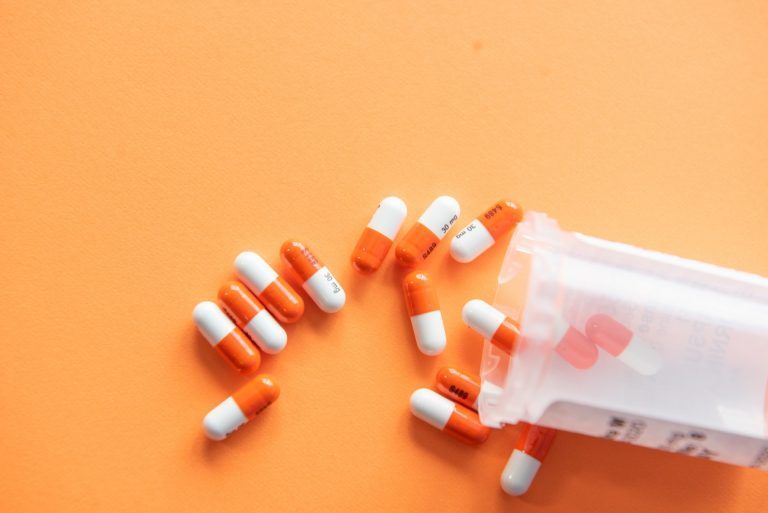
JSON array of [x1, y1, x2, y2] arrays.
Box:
[[193, 242, 346, 440], [193, 195, 559, 496]]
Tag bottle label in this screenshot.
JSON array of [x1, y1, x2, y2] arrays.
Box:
[[538, 402, 768, 469]]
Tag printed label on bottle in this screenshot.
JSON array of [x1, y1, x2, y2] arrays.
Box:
[[537, 402, 768, 469]]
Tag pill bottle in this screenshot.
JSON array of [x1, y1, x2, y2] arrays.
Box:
[[478, 212, 768, 469]]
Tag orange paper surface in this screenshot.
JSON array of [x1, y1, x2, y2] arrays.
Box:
[[2, 2, 768, 512]]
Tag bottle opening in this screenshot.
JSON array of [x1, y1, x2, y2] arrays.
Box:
[[479, 212, 568, 427]]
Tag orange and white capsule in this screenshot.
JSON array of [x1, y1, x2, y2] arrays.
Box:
[[193, 301, 261, 374], [351, 196, 408, 274], [235, 251, 304, 323], [203, 374, 280, 440], [281, 240, 346, 313], [435, 367, 481, 410], [218, 281, 287, 354], [402, 271, 446, 355], [450, 200, 523, 263], [585, 313, 662, 375], [501, 423, 557, 496], [410, 388, 491, 445], [395, 196, 460, 267], [462, 299, 521, 354]]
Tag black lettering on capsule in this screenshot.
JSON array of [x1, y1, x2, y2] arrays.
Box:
[[484, 205, 503, 220], [421, 242, 437, 259], [449, 384, 469, 400], [441, 215, 459, 234]]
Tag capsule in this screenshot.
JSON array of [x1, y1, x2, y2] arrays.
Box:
[[351, 197, 408, 274], [218, 281, 287, 354], [410, 388, 490, 445], [501, 423, 557, 496], [395, 196, 460, 267], [450, 200, 523, 263], [462, 299, 521, 354], [235, 251, 304, 323], [402, 271, 446, 355], [435, 367, 481, 410], [553, 318, 598, 370], [281, 240, 346, 313], [193, 301, 261, 374], [203, 374, 280, 440], [585, 314, 662, 375]]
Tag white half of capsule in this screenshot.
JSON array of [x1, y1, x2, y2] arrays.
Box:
[[500, 449, 542, 496], [615, 335, 663, 376], [410, 388, 454, 429], [304, 266, 346, 313], [418, 196, 460, 240], [243, 310, 287, 354], [450, 219, 495, 263], [462, 299, 505, 339], [235, 251, 279, 294], [368, 196, 408, 240], [203, 396, 248, 441], [410, 310, 447, 355], [193, 301, 234, 346]]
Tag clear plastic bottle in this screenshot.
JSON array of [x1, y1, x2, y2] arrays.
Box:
[[478, 212, 768, 469]]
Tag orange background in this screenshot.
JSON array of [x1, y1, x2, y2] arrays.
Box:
[[2, 2, 768, 512]]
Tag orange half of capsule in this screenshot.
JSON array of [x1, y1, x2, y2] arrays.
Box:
[[258, 277, 304, 323], [478, 200, 524, 240], [216, 328, 261, 374], [395, 223, 440, 268], [218, 280, 265, 327], [436, 367, 481, 410], [493, 318, 521, 354], [447, 403, 491, 445], [515, 422, 557, 461], [232, 374, 281, 418], [402, 271, 439, 316], [281, 239, 322, 282], [351, 227, 393, 274]]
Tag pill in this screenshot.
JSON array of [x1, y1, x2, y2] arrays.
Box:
[[501, 423, 557, 496], [585, 313, 662, 375], [435, 367, 481, 410], [402, 271, 446, 355], [395, 196, 460, 267], [409, 388, 491, 445], [193, 301, 261, 374], [218, 281, 287, 354], [351, 196, 408, 274], [462, 299, 521, 354], [450, 200, 523, 263], [553, 318, 598, 370], [203, 374, 280, 440], [281, 240, 346, 313], [235, 251, 304, 323]]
